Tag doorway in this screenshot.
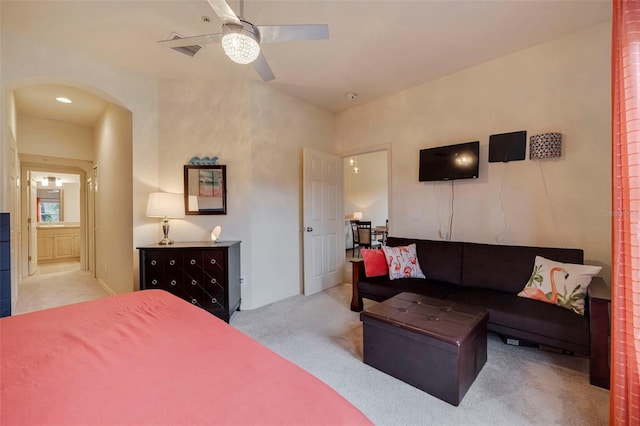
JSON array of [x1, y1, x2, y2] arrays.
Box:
[[343, 150, 389, 257], [9, 82, 134, 304], [20, 164, 89, 278]]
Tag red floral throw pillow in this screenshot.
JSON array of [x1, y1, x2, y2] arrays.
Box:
[[361, 248, 388, 277]]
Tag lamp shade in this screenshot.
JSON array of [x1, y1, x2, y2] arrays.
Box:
[[530, 133, 562, 160], [146, 192, 185, 219], [353, 212, 363, 220]]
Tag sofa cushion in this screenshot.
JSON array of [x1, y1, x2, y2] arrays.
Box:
[[445, 287, 589, 351], [361, 248, 388, 277], [358, 276, 458, 302], [382, 244, 425, 280], [517, 256, 602, 316], [387, 237, 464, 285], [460, 242, 584, 293]]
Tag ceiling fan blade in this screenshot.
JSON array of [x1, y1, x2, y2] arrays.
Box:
[[257, 24, 329, 43], [158, 33, 222, 48], [206, 0, 241, 25], [253, 52, 275, 81]]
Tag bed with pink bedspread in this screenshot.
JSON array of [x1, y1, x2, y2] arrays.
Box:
[[1, 289, 371, 425]]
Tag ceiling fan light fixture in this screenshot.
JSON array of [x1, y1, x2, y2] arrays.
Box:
[[222, 22, 260, 65]]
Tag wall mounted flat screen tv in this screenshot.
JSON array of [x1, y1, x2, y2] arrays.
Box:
[[488, 130, 527, 162], [419, 141, 480, 182]]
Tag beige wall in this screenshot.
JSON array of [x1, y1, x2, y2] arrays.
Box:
[[249, 82, 335, 306], [94, 104, 133, 294], [1, 89, 21, 308], [0, 1, 4, 211], [62, 182, 81, 223], [344, 150, 388, 228], [1, 31, 158, 295], [1, 91, 17, 211], [1, 10, 612, 309], [156, 79, 335, 309], [336, 23, 612, 282], [2, 27, 336, 309], [17, 115, 94, 161]]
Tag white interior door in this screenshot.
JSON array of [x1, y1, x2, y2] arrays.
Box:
[[303, 148, 343, 296], [27, 173, 38, 275]]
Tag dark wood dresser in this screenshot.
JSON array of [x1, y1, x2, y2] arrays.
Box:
[[1, 213, 11, 318], [137, 241, 241, 322]]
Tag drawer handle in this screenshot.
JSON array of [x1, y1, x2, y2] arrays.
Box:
[[151, 279, 158, 285], [191, 279, 197, 285], [211, 278, 217, 284], [190, 259, 196, 265], [170, 260, 175, 266], [151, 260, 157, 266], [191, 299, 197, 304], [170, 280, 177, 286], [210, 259, 216, 265], [211, 298, 217, 304]]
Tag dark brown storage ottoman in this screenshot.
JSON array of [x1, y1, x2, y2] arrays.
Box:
[[360, 292, 488, 406]]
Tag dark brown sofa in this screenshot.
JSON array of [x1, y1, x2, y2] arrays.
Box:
[[350, 236, 611, 389]]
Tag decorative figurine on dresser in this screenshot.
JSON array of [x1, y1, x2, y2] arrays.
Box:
[[137, 241, 241, 323]]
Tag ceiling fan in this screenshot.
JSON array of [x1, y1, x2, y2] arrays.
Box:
[[159, 0, 329, 81]]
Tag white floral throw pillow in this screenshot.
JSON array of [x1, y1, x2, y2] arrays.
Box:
[[517, 256, 601, 315], [382, 244, 426, 280]]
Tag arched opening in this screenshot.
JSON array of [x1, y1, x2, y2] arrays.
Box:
[[9, 82, 133, 308]]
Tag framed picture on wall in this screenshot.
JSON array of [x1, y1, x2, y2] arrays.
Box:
[[184, 165, 227, 215]]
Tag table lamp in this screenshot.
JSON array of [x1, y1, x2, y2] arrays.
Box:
[[146, 192, 185, 245]]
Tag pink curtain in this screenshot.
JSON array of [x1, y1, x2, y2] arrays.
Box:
[[611, 1, 640, 424]]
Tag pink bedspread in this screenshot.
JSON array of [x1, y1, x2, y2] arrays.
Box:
[[1, 290, 371, 425]]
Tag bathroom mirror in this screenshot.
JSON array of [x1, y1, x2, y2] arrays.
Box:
[[184, 165, 227, 215]]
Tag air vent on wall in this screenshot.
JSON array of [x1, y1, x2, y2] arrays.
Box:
[[168, 32, 202, 57]]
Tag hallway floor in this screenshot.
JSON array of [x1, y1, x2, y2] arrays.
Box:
[[14, 261, 109, 315]]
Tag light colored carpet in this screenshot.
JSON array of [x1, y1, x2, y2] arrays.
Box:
[[13, 262, 108, 315], [231, 284, 610, 426]]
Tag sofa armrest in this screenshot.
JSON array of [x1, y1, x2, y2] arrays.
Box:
[[588, 276, 611, 301], [588, 276, 610, 389], [350, 259, 365, 312]]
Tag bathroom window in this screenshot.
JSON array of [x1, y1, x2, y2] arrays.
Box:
[[39, 199, 60, 222]]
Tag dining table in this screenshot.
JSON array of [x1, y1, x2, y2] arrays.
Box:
[[373, 225, 388, 246]]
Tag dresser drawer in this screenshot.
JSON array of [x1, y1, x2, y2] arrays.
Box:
[[143, 252, 184, 291], [138, 242, 241, 322]]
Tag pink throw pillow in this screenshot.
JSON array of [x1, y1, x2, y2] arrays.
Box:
[[361, 249, 388, 277]]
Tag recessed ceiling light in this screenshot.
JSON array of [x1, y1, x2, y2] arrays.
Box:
[[345, 92, 359, 101], [56, 97, 72, 104]]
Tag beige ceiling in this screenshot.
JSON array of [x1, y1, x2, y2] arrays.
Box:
[[3, 0, 611, 123], [15, 85, 109, 127]]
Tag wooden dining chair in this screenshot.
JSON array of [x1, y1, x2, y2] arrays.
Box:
[[350, 220, 361, 257], [356, 221, 381, 254]]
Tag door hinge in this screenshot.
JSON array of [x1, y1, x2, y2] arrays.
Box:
[[28, 256, 32, 261]]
